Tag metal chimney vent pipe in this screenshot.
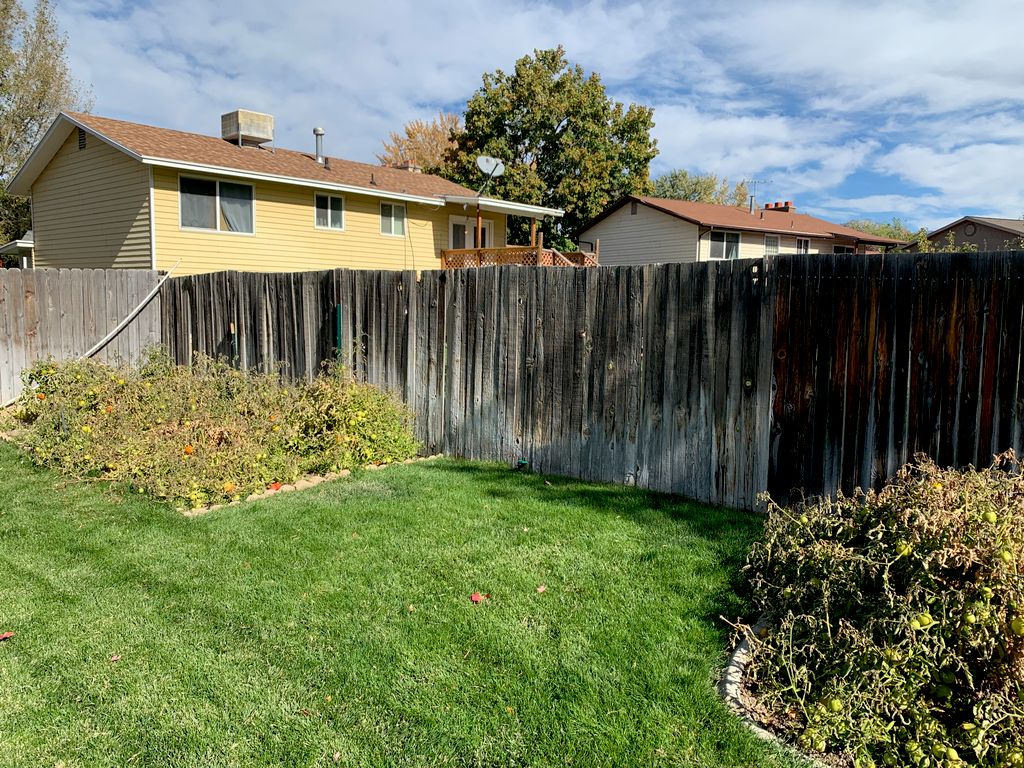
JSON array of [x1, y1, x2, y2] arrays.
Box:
[[313, 127, 325, 164]]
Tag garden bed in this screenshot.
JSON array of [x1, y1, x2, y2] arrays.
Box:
[[1, 353, 420, 509]]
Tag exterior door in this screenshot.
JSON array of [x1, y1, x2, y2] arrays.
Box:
[[450, 216, 493, 249]]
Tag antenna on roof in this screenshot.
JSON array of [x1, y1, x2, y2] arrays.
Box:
[[743, 178, 772, 213]]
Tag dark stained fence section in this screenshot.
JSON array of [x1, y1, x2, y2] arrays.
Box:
[[0, 268, 162, 403], [769, 252, 1024, 501]]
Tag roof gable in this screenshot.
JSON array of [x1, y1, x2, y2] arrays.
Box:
[[927, 215, 1024, 240]]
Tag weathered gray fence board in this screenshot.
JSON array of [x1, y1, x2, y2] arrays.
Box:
[[0, 268, 161, 403], [157, 254, 1024, 510]]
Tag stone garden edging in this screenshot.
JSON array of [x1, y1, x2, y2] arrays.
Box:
[[720, 622, 829, 768], [183, 454, 444, 517]]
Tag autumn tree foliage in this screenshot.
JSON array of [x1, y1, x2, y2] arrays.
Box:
[[652, 170, 750, 208], [443, 47, 657, 249], [0, 0, 90, 254], [376, 112, 461, 174], [844, 216, 916, 242]]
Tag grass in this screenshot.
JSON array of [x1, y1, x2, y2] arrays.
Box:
[[0, 442, 801, 767]]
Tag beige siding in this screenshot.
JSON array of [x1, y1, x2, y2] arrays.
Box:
[[32, 129, 151, 269], [923, 221, 1024, 252], [152, 168, 506, 276], [581, 203, 699, 266]]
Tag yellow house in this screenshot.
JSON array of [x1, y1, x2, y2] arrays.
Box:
[[8, 110, 564, 276]]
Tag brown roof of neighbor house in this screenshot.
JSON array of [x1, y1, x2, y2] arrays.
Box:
[[60, 112, 479, 200], [927, 215, 1024, 239], [583, 196, 905, 246]]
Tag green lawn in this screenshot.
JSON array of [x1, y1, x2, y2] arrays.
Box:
[[0, 442, 799, 767]]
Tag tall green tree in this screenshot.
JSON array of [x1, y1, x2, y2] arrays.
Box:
[[444, 46, 657, 248], [0, 0, 90, 259], [652, 170, 750, 208], [843, 216, 915, 242]]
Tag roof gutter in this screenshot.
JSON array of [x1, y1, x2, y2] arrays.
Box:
[[440, 194, 564, 218], [140, 157, 451, 206]]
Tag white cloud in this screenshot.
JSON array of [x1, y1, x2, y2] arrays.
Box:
[[53, 0, 1024, 227]]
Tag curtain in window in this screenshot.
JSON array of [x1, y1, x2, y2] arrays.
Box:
[[220, 182, 253, 233], [724, 234, 739, 259], [330, 196, 343, 228], [180, 178, 216, 229]]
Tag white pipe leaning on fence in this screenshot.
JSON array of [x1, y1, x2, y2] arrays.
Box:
[[0, 261, 181, 409]]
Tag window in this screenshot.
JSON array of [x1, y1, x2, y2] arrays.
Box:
[[315, 194, 344, 230], [833, 245, 855, 254], [709, 231, 740, 260], [796, 238, 810, 254], [764, 235, 780, 256], [179, 177, 253, 233], [380, 202, 406, 236]]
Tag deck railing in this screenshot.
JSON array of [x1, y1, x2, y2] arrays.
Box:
[[440, 235, 599, 269]]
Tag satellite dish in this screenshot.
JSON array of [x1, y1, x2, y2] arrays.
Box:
[[476, 155, 505, 178]]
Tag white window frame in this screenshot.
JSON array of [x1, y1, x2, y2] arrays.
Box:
[[708, 230, 741, 260], [380, 202, 407, 237], [448, 215, 494, 249], [314, 193, 345, 231], [178, 174, 255, 235], [796, 238, 810, 254], [764, 235, 780, 256]]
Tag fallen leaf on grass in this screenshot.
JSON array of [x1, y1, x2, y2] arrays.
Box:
[[536, 585, 547, 593], [109, 654, 121, 663], [333, 753, 341, 763], [269, 481, 282, 491], [0, 631, 13, 641], [470, 592, 492, 603]]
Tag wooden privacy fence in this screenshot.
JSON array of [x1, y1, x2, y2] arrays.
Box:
[[0, 268, 162, 403], [160, 253, 1024, 509], [769, 252, 1024, 502]]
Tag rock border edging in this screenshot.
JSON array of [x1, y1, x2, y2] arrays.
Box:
[[720, 622, 829, 768], [183, 453, 444, 516]]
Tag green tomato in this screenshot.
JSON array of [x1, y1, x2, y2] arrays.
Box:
[[983, 510, 998, 524]]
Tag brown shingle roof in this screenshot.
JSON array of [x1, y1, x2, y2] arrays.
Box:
[[638, 197, 905, 245], [585, 196, 905, 246], [67, 112, 477, 200]]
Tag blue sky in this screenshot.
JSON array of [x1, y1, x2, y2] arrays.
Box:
[[57, 0, 1024, 229]]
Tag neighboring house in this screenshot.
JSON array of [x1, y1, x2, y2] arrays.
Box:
[[7, 110, 563, 276], [903, 215, 1024, 252], [0, 229, 33, 268], [579, 196, 903, 266]]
